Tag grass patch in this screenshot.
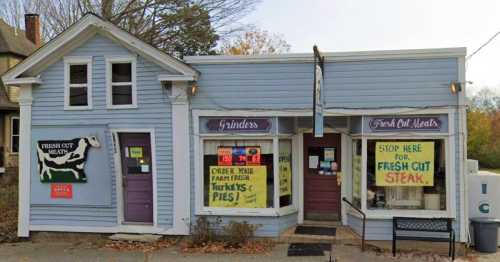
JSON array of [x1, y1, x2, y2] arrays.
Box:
[[0, 174, 18, 242]]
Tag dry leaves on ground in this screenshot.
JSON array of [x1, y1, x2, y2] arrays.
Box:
[[179, 239, 275, 254], [103, 239, 177, 253]]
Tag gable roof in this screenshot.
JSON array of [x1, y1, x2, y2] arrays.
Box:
[[0, 18, 37, 57], [2, 13, 198, 83]]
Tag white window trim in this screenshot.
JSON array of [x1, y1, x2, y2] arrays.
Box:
[[193, 113, 299, 217], [106, 55, 137, 109], [10, 116, 19, 154], [347, 133, 456, 219], [64, 56, 93, 110]]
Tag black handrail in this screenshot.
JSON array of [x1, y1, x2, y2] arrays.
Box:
[[342, 197, 366, 251]]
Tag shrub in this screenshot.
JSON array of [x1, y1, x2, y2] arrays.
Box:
[[191, 216, 216, 246], [0, 174, 18, 242], [222, 221, 260, 247]]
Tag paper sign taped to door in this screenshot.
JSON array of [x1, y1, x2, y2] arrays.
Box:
[[309, 156, 319, 169], [129, 147, 143, 158]]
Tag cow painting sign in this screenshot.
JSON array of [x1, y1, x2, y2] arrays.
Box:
[[37, 136, 100, 183]]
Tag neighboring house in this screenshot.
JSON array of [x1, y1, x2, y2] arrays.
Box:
[[0, 14, 39, 173], [2, 13, 467, 245]]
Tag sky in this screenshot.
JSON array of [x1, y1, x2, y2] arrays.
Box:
[[241, 0, 500, 94]]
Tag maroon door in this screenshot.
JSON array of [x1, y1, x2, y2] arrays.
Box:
[[119, 133, 153, 224], [303, 133, 341, 221]]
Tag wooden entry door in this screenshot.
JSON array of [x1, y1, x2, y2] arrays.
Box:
[[119, 133, 153, 224], [303, 133, 341, 221]]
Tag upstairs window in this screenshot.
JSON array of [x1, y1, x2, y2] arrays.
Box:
[[64, 57, 92, 109], [106, 56, 137, 108]]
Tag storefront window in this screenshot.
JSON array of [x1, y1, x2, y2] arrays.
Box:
[[279, 139, 293, 207], [352, 139, 362, 208], [366, 139, 446, 210], [203, 140, 274, 208]]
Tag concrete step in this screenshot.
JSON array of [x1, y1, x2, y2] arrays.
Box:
[[109, 233, 162, 243]]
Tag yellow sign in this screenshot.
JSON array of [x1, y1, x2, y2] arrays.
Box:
[[375, 142, 434, 186], [209, 166, 267, 208], [279, 155, 292, 196], [352, 155, 362, 199], [129, 147, 143, 158]]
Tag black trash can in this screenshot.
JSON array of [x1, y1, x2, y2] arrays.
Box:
[[471, 217, 500, 253]]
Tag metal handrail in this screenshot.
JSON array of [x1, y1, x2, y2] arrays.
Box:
[[342, 197, 366, 251]]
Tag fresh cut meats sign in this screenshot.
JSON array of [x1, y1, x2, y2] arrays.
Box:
[[375, 141, 434, 186], [37, 137, 100, 183]]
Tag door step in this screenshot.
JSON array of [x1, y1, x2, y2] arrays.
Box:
[[279, 225, 358, 244], [109, 233, 162, 243]]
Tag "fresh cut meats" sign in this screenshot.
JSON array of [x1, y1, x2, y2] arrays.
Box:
[[375, 141, 434, 186]]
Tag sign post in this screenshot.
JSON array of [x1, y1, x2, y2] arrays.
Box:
[[313, 45, 325, 138]]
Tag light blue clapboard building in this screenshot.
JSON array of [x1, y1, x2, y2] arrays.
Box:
[[2, 13, 468, 243]]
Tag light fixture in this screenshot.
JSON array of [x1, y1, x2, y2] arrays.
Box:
[[449, 81, 462, 94], [189, 82, 199, 96]]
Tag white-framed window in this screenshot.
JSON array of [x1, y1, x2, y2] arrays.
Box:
[[106, 56, 137, 109], [196, 135, 297, 217], [64, 56, 92, 110], [11, 116, 19, 153], [349, 135, 453, 219]]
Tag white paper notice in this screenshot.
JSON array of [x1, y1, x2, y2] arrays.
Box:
[[141, 164, 150, 173], [309, 156, 319, 169]]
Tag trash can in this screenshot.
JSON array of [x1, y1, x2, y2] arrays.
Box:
[[471, 217, 500, 253]]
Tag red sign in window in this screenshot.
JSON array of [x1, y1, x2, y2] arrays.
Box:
[[217, 147, 233, 166], [51, 184, 73, 199], [246, 147, 261, 165]]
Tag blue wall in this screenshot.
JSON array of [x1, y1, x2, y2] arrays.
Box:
[[190, 58, 458, 110], [30, 34, 175, 229], [189, 56, 462, 239]]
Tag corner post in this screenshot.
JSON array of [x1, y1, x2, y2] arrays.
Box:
[[169, 81, 190, 234], [18, 84, 33, 237]]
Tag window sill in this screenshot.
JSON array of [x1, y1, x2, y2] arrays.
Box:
[[64, 106, 92, 111], [347, 209, 454, 220], [107, 105, 138, 110], [196, 206, 298, 217]]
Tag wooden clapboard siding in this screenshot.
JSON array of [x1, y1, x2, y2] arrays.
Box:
[[190, 58, 458, 110], [30, 34, 175, 229]]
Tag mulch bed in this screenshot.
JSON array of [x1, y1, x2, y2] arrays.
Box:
[[102, 238, 177, 252], [179, 239, 275, 254]]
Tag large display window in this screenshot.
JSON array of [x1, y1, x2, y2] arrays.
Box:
[[203, 140, 275, 208], [199, 137, 296, 215], [366, 139, 446, 211]]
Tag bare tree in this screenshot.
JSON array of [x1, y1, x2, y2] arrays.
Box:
[[219, 27, 291, 55], [0, 0, 261, 56]]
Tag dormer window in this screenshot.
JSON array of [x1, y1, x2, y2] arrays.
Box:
[[106, 56, 137, 109], [64, 57, 92, 110]]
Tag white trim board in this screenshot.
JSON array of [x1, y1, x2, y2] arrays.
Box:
[[2, 13, 198, 84], [18, 85, 33, 237], [185, 47, 466, 64], [192, 108, 453, 118]]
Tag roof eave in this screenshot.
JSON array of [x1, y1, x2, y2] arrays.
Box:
[[184, 47, 467, 64]]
